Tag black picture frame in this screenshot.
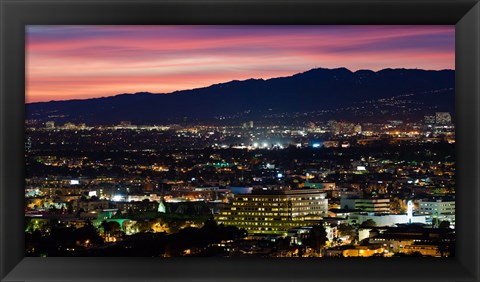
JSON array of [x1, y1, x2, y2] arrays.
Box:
[[1, 0, 479, 281]]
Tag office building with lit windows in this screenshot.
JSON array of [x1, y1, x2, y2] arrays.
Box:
[[418, 198, 455, 227], [435, 112, 452, 125], [215, 189, 328, 235], [340, 197, 390, 213], [424, 114, 436, 125]]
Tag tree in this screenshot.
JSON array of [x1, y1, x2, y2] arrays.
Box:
[[151, 218, 169, 233], [76, 208, 85, 217], [66, 201, 74, 214], [77, 221, 103, 245], [101, 221, 121, 235], [390, 197, 407, 214], [112, 210, 124, 219], [133, 220, 153, 233], [306, 225, 328, 252], [338, 223, 357, 241], [48, 205, 61, 215], [360, 219, 377, 228], [276, 236, 291, 249], [26, 218, 49, 233], [439, 220, 451, 229]]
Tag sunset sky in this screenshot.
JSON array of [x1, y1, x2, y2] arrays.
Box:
[[26, 25, 455, 103]]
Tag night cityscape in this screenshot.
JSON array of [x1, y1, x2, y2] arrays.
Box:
[[24, 25, 455, 258]]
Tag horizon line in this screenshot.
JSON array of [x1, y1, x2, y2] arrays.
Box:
[[26, 67, 455, 105]]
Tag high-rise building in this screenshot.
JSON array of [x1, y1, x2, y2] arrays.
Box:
[[354, 124, 362, 134], [388, 120, 403, 126], [340, 197, 390, 213], [215, 189, 328, 235], [330, 121, 357, 135], [424, 115, 436, 125], [45, 121, 55, 129], [435, 112, 452, 125]]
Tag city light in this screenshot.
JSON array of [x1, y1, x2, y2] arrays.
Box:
[[112, 195, 123, 202], [24, 111, 456, 258], [23, 25, 455, 258]]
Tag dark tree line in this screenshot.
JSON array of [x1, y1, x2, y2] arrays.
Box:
[[26, 219, 247, 257]]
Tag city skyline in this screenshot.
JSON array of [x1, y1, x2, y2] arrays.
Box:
[[26, 25, 454, 103], [24, 25, 456, 258]]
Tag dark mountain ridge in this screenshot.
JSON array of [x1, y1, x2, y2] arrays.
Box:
[[26, 67, 455, 125]]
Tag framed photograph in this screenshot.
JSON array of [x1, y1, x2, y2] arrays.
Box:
[[1, 0, 479, 281]]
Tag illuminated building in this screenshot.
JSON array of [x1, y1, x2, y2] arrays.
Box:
[[330, 121, 357, 135], [45, 121, 55, 129], [114, 201, 158, 213], [368, 225, 454, 256], [287, 226, 312, 245], [350, 213, 427, 227], [340, 197, 390, 213], [435, 112, 452, 125], [354, 124, 362, 134], [40, 186, 89, 198], [424, 115, 436, 124], [303, 182, 335, 190], [63, 122, 77, 129], [73, 199, 110, 212], [215, 189, 328, 235], [322, 140, 339, 148], [388, 120, 403, 126], [328, 187, 359, 199], [342, 245, 385, 257], [418, 198, 455, 227], [402, 244, 442, 257]]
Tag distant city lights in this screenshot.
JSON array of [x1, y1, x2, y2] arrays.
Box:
[[112, 195, 124, 202]]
